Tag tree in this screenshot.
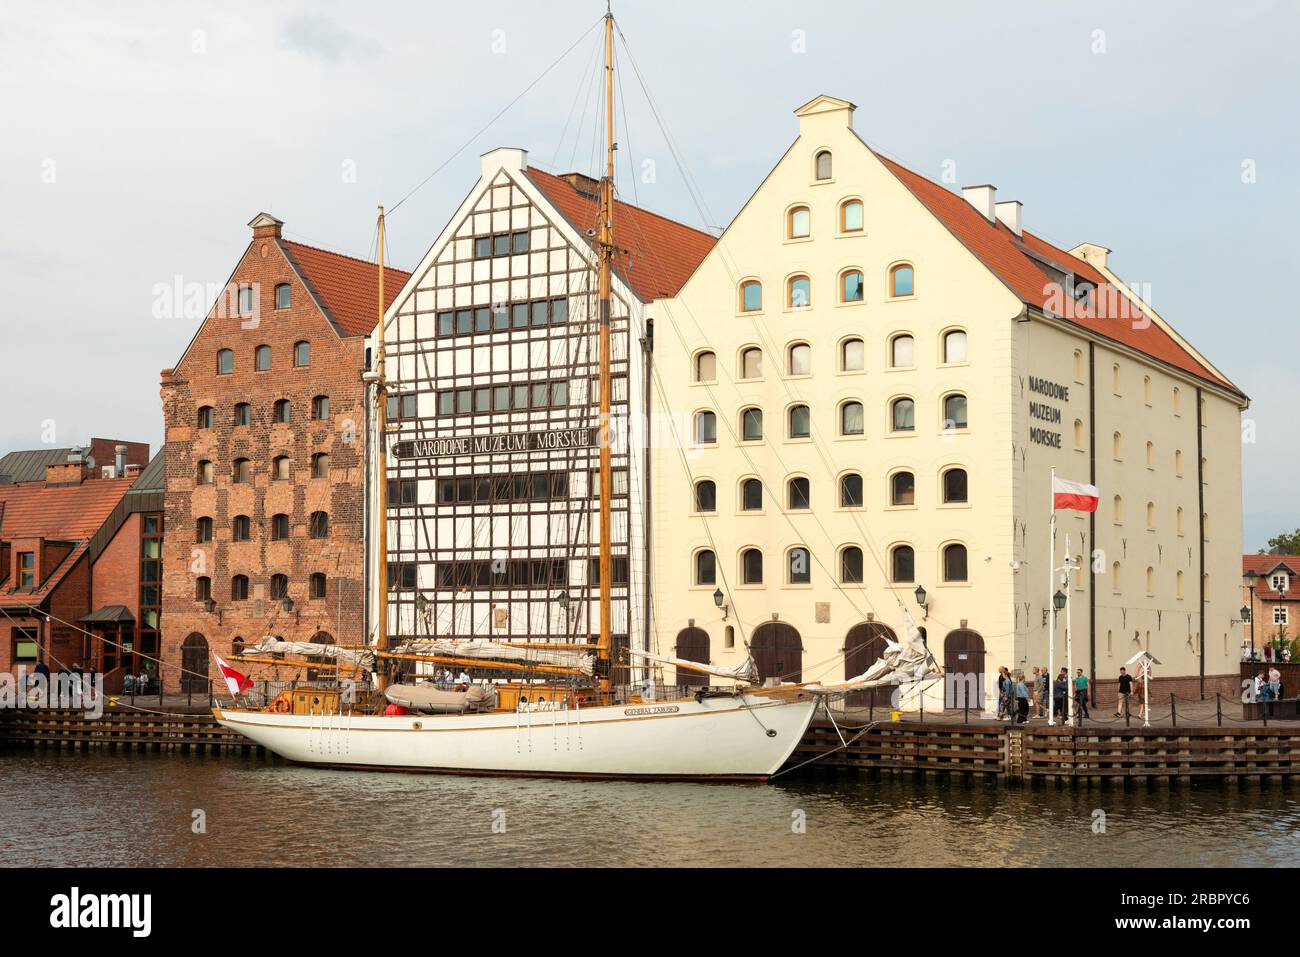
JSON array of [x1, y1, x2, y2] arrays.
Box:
[[1264, 529, 1300, 555]]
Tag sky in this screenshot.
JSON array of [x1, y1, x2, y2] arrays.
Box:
[[1, 0, 1297, 549]]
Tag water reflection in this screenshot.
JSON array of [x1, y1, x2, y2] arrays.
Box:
[[1, 753, 1296, 867]]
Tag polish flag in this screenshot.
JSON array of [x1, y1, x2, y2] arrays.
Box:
[[1053, 476, 1100, 512], [214, 654, 253, 696]]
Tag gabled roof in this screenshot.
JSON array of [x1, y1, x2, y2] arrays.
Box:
[[1244, 554, 1300, 599], [281, 241, 412, 338], [873, 152, 1243, 397], [0, 476, 136, 607], [526, 167, 717, 302], [0, 449, 70, 486]]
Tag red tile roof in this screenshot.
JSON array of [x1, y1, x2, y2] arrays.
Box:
[[874, 154, 1241, 395], [1243, 554, 1300, 600], [282, 240, 412, 338], [526, 168, 717, 302], [0, 476, 136, 607]]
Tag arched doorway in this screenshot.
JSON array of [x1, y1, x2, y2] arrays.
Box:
[[751, 622, 802, 684], [306, 631, 334, 682], [180, 633, 209, 694], [844, 622, 896, 709], [943, 628, 985, 709], [674, 627, 710, 688]]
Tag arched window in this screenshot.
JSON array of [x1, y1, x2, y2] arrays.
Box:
[[311, 395, 330, 420], [310, 572, 327, 599], [788, 404, 810, 439], [1145, 567, 1155, 595], [1143, 375, 1152, 404], [255, 344, 271, 371], [1176, 570, 1185, 600], [233, 402, 252, 426], [788, 547, 811, 584], [1112, 561, 1122, 594], [1112, 431, 1123, 460], [216, 349, 233, 375], [1176, 507, 1185, 535], [788, 477, 810, 509], [695, 549, 716, 586], [309, 511, 329, 538], [739, 347, 763, 379], [1146, 441, 1154, 468], [1112, 363, 1122, 394], [742, 548, 764, 584], [272, 455, 290, 481], [840, 199, 863, 232], [293, 340, 310, 367], [942, 329, 967, 363], [740, 280, 762, 312], [943, 544, 968, 582], [197, 406, 213, 429], [311, 453, 330, 478], [840, 337, 864, 371], [787, 342, 811, 376], [1073, 349, 1085, 381], [841, 269, 864, 303], [840, 472, 863, 507], [694, 410, 717, 444], [272, 399, 291, 423], [195, 577, 211, 602], [741, 478, 763, 511], [890, 471, 915, 506], [1113, 495, 1123, 524], [232, 515, 251, 541], [889, 264, 914, 297], [787, 205, 810, 239], [197, 460, 213, 485], [231, 575, 249, 600], [1172, 386, 1181, 415], [891, 545, 915, 583], [840, 400, 864, 436], [814, 150, 832, 180], [787, 275, 810, 309], [943, 393, 968, 429], [270, 574, 289, 600], [694, 350, 716, 383], [841, 546, 864, 584], [275, 283, 291, 309], [271, 513, 289, 540], [891, 397, 915, 432], [694, 480, 716, 512], [195, 516, 213, 542], [942, 467, 968, 503], [890, 333, 914, 367], [1146, 502, 1155, 529], [741, 407, 764, 441], [232, 458, 251, 483], [1073, 419, 1085, 450], [1175, 449, 1183, 475]]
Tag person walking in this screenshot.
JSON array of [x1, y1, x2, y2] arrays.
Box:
[[1036, 666, 1048, 718], [995, 666, 1010, 720], [1074, 669, 1090, 721], [1115, 666, 1133, 717], [1052, 668, 1069, 724], [1013, 671, 1030, 724]]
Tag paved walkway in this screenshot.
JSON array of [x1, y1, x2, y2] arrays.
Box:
[[841, 697, 1300, 729]]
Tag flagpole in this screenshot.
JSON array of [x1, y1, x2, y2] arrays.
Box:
[[1065, 532, 1075, 727], [1047, 466, 1057, 726]]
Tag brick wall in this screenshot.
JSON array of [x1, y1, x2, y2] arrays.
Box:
[[158, 236, 367, 692], [1091, 672, 1239, 708], [91, 512, 142, 612]]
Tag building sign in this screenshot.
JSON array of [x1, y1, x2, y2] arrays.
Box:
[[392, 427, 597, 459], [1027, 376, 1069, 449]]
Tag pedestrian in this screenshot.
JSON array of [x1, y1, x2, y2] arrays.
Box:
[[1036, 666, 1048, 717], [1053, 669, 1069, 723], [996, 666, 1012, 720], [1013, 671, 1030, 724], [1115, 666, 1133, 717], [1074, 668, 1090, 721], [1264, 643, 1273, 663]]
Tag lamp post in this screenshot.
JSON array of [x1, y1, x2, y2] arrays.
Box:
[[1054, 589, 1070, 724], [914, 584, 928, 620], [1244, 570, 1258, 660], [1277, 580, 1289, 660]]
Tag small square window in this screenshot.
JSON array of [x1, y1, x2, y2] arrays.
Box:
[[275, 284, 291, 309], [512, 231, 529, 254], [474, 237, 491, 258]]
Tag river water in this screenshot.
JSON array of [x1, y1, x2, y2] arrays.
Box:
[[1, 751, 1296, 867]]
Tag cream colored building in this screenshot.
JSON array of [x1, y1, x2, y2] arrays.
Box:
[[649, 95, 1247, 707]]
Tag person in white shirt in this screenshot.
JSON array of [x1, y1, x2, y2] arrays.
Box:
[[457, 670, 471, 685]]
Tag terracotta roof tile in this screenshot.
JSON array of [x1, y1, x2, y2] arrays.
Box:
[[282, 240, 412, 338], [526, 168, 716, 302], [1243, 554, 1300, 600], [874, 153, 1240, 395]]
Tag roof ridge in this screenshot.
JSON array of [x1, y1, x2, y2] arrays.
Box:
[[526, 166, 716, 242]]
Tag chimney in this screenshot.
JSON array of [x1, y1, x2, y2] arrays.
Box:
[[480, 147, 527, 178], [46, 458, 87, 487], [994, 200, 1023, 237], [961, 184, 997, 223], [248, 212, 283, 240], [124, 463, 143, 479], [1070, 242, 1111, 270], [114, 444, 127, 474], [560, 172, 600, 198]]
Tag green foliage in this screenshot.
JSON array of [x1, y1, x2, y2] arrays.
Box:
[[1265, 529, 1300, 555]]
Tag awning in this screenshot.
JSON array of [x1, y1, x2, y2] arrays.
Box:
[[79, 604, 135, 624]]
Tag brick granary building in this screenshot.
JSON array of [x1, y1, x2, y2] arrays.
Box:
[[159, 213, 408, 692]]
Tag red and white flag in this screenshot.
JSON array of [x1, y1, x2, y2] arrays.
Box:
[[1052, 476, 1100, 512], [214, 654, 253, 696]]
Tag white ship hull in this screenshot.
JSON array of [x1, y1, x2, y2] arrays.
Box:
[[214, 692, 818, 781]]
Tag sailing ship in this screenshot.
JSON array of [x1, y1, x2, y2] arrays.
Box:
[[213, 9, 937, 780]]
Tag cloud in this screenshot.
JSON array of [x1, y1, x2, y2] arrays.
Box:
[[280, 14, 381, 63]]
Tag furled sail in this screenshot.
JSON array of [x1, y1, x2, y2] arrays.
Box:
[[241, 636, 376, 670], [808, 609, 941, 692], [390, 639, 595, 675], [626, 649, 759, 684]]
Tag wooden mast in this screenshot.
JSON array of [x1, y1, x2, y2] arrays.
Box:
[[596, 8, 615, 693], [375, 206, 390, 694]]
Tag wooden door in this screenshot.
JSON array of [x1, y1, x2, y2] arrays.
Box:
[[943, 628, 985, 708], [751, 622, 802, 684], [673, 627, 710, 688], [844, 622, 896, 709], [180, 633, 209, 694]]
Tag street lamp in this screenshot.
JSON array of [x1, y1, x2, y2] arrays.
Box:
[[1243, 570, 1259, 660], [712, 587, 729, 621], [1053, 590, 1067, 612], [914, 585, 928, 619]]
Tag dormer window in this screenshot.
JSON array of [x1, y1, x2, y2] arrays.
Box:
[[18, 551, 34, 589], [1272, 573, 1290, 593], [1071, 278, 1093, 308]]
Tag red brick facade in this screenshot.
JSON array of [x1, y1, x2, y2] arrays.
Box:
[[158, 214, 407, 692]]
